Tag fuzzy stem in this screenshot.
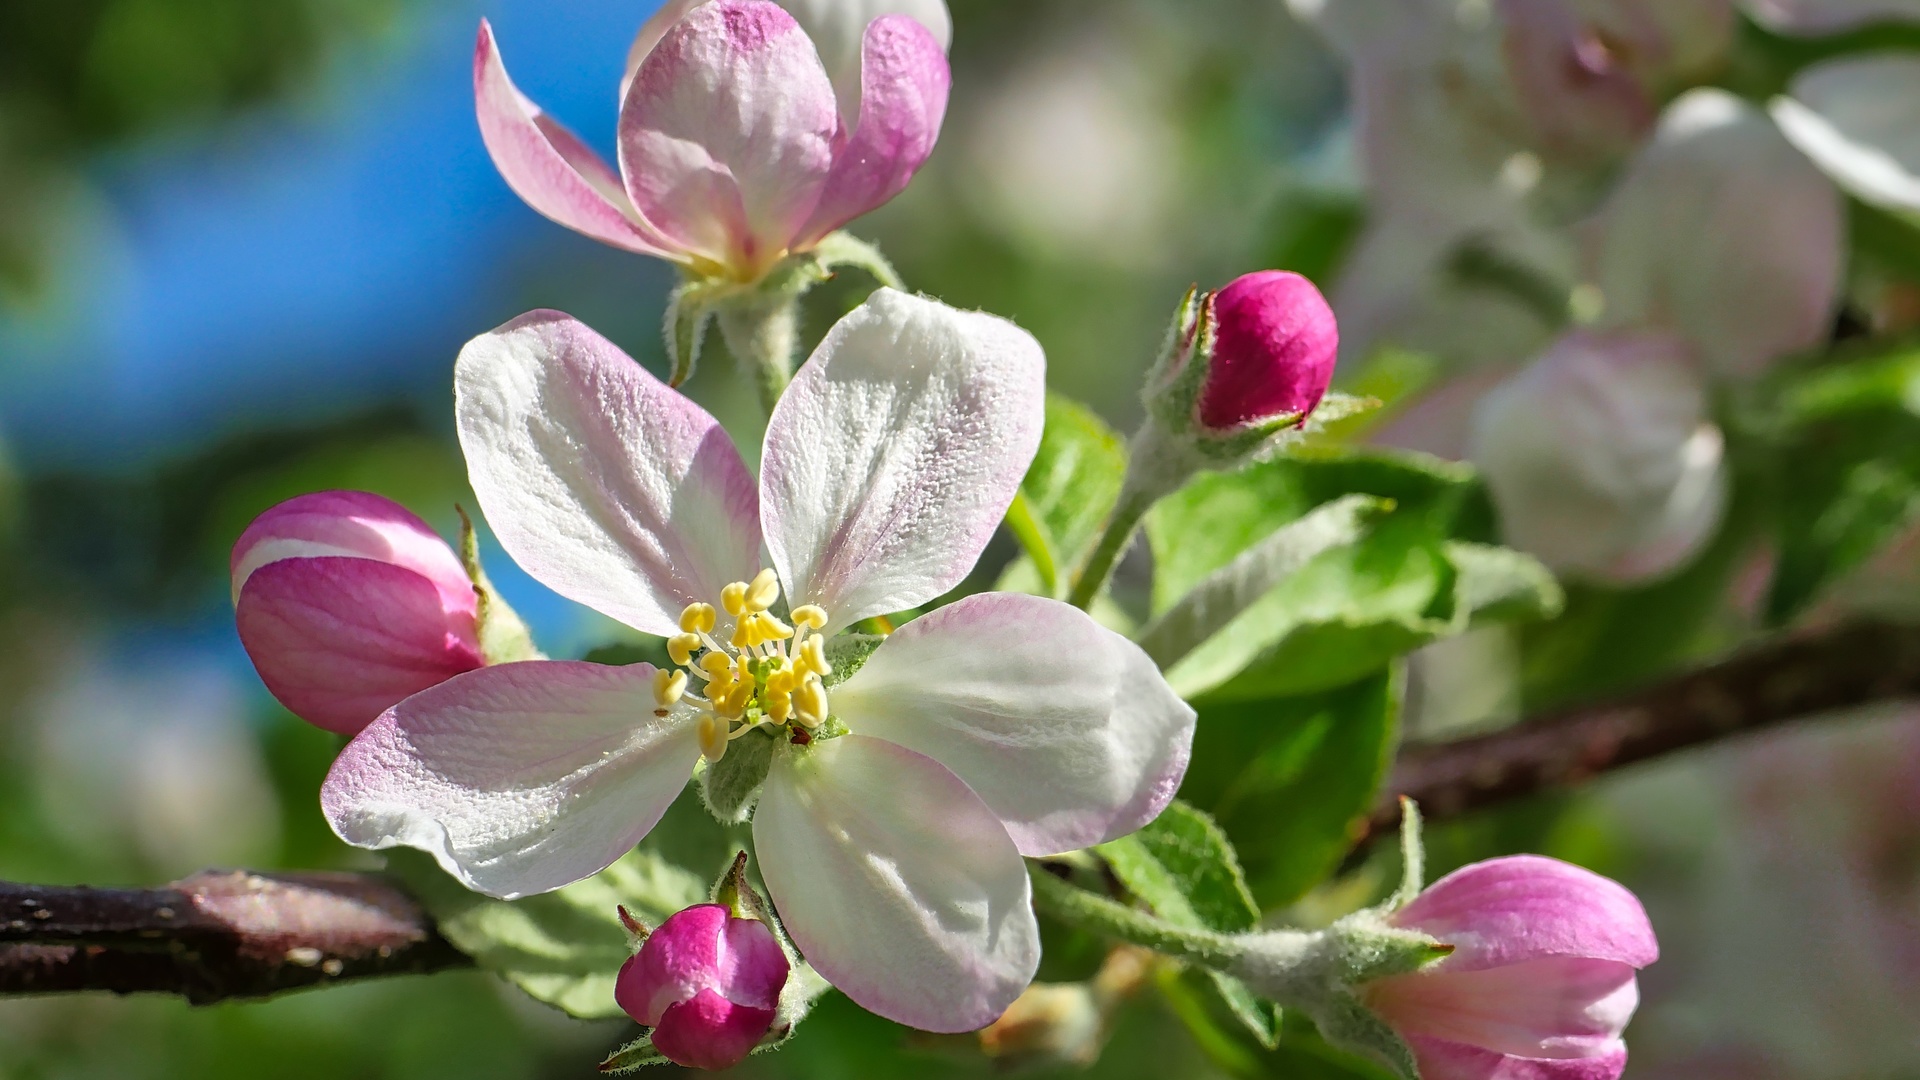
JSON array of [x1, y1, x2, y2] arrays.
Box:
[[1026, 865, 1242, 969], [1066, 422, 1201, 611], [716, 298, 800, 414]]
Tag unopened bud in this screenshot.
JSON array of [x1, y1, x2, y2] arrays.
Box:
[[614, 903, 790, 1071]]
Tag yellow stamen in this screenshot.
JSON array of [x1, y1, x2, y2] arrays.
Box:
[[679, 602, 717, 635], [746, 568, 780, 612], [698, 652, 734, 678], [667, 633, 702, 667], [652, 669, 687, 708], [796, 635, 832, 678], [791, 604, 827, 630], [793, 673, 828, 729], [721, 581, 749, 618], [765, 669, 797, 696], [758, 612, 794, 641], [766, 693, 792, 723], [698, 714, 728, 763]]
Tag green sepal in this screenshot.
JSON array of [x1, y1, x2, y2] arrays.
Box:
[[457, 506, 542, 664], [1303, 992, 1422, 1080], [699, 726, 779, 824], [664, 279, 725, 387], [711, 849, 772, 924], [820, 632, 884, 687], [598, 1035, 670, 1074], [809, 230, 905, 290]]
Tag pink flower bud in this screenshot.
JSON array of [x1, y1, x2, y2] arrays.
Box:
[[615, 904, 791, 1070], [1197, 270, 1339, 431], [1367, 855, 1659, 1080], [231, 491, 483, 736]]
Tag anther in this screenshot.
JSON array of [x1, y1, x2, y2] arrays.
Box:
[[746, 568, 780, 612], [667, 634, 702, 667], [698, 714, 729, 763], [679, 603, 716, 635], [797, 635, 832, 677], [758, 612, 794, 641], [699, 652, 734, 678], [791, 605, 828, 630], [652, 669, 687, 708], [721, 581, 749, 618], [793, 673, 828, 729]]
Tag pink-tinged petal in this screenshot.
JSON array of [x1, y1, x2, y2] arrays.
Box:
[[618, 1, 839, 276], [833, 592, 1194, 855], [1392, 856, 1659, 972], [625, 0, 716, 97], [650, 989, 779, 1070], [230, 490, 474, 614], [474, 21, 676, 258], [1370, 957, 1639, 1059], [761, 289, 1045, 631], [1196, 270, 1339, 430], [237, 558, 483, 736], [793, 14, 950, 246], [1773, 54, 1920, 213], [778, 0, 952, 118], [321, 661, 702, 899], [754, 735, 1039, 1032], [1404, 1035, 1628, 1080], [1498, 0, 1657, 162], [614, 904, 788, 1024], [1590, 88, 1842, 380], [455, 311, 761, 639], [1745, 0, 1920, 34]]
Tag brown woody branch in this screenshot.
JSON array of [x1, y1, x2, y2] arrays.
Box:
[[0, 870, 468, 1003], [1360, 618, 1920, 844], [6, 620, 1920, 1004]]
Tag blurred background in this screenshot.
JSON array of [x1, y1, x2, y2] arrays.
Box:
[[0, 0, 1914, 1077]]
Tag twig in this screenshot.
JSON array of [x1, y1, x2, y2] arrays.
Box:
[[0, 870, 468, 1003], [1360, 619, 1920, 843], [6, 620, 1920, 1002]]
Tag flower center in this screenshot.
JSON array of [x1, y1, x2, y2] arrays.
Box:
[[651, 568, 833, 763]]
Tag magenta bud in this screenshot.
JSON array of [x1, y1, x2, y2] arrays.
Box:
[[1197, 270, 1339, 431], [614, 904, 791, 1071], [231, 491, 483, 736], [1367, 856, 1659, 1079]]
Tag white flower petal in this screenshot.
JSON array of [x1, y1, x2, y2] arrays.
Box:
[[778, 0, 951, 121], [1590, 88, 1842, 380], [760, 289, 1044, 632], [754, 735, 1039, 1032], [1773, 54, 1920, 213], [833, 592, 1194, 855], [322, 661, 703, 899], [455, 311, 762, 638]]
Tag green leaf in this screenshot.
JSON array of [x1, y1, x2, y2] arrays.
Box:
[[1097, 802, 1281, 1048], [1135, 494, 1391, 671], [1181, 670, 1403, 909], [1146, 448, 1556, 701], [388, 831, 713, 1019], [1011, 394, 1129, 597]]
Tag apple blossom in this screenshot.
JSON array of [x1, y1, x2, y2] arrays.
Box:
[[615, 903, 790, 1070], [1743, 0, 1920, 33], [1469, 330, 1726, 583], [1363, 855, 1659, 1080], [231, 491, 483, 736], [475, 0, 949, 283], [320, 289, 1196, 1032], [1772, 53, 1920, 214]]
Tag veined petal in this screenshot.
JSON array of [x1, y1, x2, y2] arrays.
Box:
[[754, 735, 1039, 1032], [1590, 88, 1842, 380], [230, 489, 473, 613], [455, 311, 761, 639], [474, 20, 676, 257], [794, 14, 951, 247], [1773, 54, 1920, 213], [1403, 1034, 1629, 1080], [761, 289, 1045, 632], [1370, 958, 1639, 1059], [322, 661, 702, 899], [618, 0, 838, 275], [833, 592, 1194, 855], [1392, 856, 1659, 972], [237, 558, 483, 736]]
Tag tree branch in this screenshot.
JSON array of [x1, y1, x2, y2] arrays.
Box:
[[6, 620, 1920, 1003], [0, 870, 468, 1003], [1361, 619, 1920, 843]]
